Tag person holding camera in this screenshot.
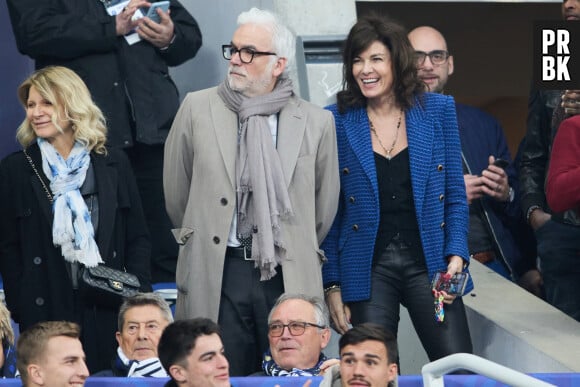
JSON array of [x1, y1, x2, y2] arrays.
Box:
[[321, 16, 472, 364]]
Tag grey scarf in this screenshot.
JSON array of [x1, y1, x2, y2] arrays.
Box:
[[217, 77, 294, 280]]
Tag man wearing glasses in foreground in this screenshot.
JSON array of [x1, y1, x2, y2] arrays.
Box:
[[257, 294, 338, 377], [163, 7, 339, 376]]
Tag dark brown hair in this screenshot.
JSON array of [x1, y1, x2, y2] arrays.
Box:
[[337, 15, 424, 113], [339, 322, 398, 365], [158, 318, 222, 377]]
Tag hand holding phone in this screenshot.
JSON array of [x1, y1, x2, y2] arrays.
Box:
[[145, 1, 170, 23], [432, 271, 469, 296], [492, 158, 509, 169]]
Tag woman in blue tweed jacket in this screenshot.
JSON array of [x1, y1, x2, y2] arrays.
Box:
[[321, 16, 473, 361]]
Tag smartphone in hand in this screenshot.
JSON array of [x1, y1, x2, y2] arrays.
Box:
[[492, 158, 509, 169], [432, 271, 469, 296], [145, 1, 170, 23]]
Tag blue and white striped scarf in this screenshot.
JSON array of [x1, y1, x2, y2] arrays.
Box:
[[262, 348, 328, 377], [116, 347, 168, 377], [38, 138, 103, 267]]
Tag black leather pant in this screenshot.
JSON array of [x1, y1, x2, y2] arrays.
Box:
[[349, 236, 473, 362]]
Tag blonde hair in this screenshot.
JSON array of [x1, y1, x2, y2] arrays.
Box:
[[0, 302, 14, 346], [17, 321, 81, 385], [16, 66, 108, 154]]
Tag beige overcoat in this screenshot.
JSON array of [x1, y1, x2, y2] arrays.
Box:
[[163, 87, 340, 321]]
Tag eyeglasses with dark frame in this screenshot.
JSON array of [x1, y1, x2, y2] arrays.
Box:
[[414, 50, 450, 65], [268, 321, 326, 337], [222, 44, 277, 64]]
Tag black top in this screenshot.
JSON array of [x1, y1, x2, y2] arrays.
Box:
[[468, 201, 495, 254], [461, 159, 495, 254], [373, 148, 423, 257]]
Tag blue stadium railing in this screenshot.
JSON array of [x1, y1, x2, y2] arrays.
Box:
[[0, 374, 577, 386]]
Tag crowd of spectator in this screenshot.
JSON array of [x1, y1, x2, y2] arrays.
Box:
[[0, 1, 579, 385]]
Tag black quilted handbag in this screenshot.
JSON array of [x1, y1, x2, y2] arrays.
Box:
[[80, 265, 141, 308]]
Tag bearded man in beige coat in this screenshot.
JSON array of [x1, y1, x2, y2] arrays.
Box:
[[163, 7, 339, 376]]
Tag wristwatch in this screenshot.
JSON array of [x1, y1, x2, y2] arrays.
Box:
[[526, 205, 541, 224]]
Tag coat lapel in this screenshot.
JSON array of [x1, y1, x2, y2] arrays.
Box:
[[406, 98, 434, 219], [277, 95, 306, 187], [344, 108, 379, 198], [26, 144, 54, 227], [92, 153, 117, 258], [211, 91, 238, 189]]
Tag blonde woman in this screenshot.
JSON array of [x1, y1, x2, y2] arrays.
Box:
[[0, 302, 16, 377], [0, 66, 151, 373]]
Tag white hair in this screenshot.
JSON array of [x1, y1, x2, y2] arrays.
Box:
[[268, 293, 330, 328], [237, 7, 296, 75]]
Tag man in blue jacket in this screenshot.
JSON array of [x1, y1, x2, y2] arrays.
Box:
[[409, 26, 540, 291], [7, 0, 203, 283]]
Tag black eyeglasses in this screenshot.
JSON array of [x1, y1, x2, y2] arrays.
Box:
[[268, 321, 326, 337], [222, 44, 277, 64], [414, 50, 450, 65]]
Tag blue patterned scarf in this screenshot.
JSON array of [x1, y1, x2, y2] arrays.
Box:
[[262, 348, 328, 376], [1, 344, 17, 378], [38, 138, 103, 267]]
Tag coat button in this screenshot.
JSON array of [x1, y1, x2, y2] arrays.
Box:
[[112, 251, 117, 258], [252, 226, 258, 233], [213, 236, 220, 244], [349, 196, 355, 203], [440, 222, 445, 228], [33, 256, 42, 265], [437, 164, 444, 171], [439, 194, 444, 201], [220, 198, 228, 206], [342, 168, 350, 175], [113, 82, 119, 87], [35, 297, 44, 306], [23, 208, 32, 216], [352, 224, 359, 231]]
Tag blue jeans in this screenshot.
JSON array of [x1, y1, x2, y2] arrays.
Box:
[[536, 219, 580, 321]]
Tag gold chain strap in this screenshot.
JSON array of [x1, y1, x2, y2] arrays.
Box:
[[23, 149, 53, 203]]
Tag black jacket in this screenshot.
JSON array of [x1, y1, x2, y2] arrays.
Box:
[[0, 144, 151, 371], [457, 103, 535, 278], [7, 0, 202, 148], [519, 88, 580, 225]]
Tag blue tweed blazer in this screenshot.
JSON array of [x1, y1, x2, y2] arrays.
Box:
[[321, 93, 472, 302]]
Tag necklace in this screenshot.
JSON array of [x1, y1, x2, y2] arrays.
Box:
[[368, 109, 403, 160]]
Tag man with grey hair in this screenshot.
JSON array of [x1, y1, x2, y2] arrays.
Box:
[[257, 293, 338, 377], [95, 292, 173, 377], [164, 7, 339, 375]]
